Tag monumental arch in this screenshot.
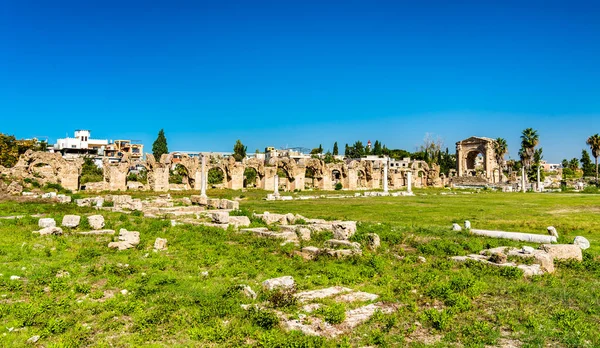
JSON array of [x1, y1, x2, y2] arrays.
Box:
[[455, 136, 497, 181]]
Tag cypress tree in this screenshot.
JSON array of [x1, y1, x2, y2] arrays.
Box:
[[152, 129, 168, 159], [333, 142, 339, 156]]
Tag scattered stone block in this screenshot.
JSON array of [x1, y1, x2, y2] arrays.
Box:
[[38, 218, 56, 228], [335, 291, 379, 303], [547, 226, 559, 238], [228, 216, 251, 227], [324, 239, 361, 251], [540, 244, 583, 261], [297, 227, 312, 241], [27, 335, 40, 344], [573, 236, 590, 250], [88, 215, 105, 230], [262, 276, 295, 291], [108, 229, 140, 251], [211, 211, 230, 224], [464, 220, 471, 229], [35, 226, 63, 236], [365, 233, 380, 250], [190, 195, 208, 206], [332, 221, 357, 240], [452, 223, 462, 231], [56, 194, 71, 203], [154, 238, 168, 251], [61, 215, 81, 228]]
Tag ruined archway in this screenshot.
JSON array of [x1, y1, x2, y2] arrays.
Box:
[[208, 166, 226, 188], [456, 136, 497, 181]]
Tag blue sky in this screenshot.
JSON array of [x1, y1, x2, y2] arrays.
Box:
[[2, 0, 600, 162]]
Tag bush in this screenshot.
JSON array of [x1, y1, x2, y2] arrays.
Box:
[[335, 182, 343, 190], [423, 309, 453, 330], [317, 303, 346, 324], [246, 307, 279, 330]]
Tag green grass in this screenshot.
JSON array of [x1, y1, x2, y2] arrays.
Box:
[[0, 190, 598, 347]]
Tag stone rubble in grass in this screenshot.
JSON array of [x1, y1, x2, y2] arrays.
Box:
[[154, 238, 168, 251], [34, 226, 63, 236], [87, 215, 105, 230], [61, 215, 81, 228], [573, 236, 590, 250], [108, 229, 140, 250], [452, 223, 462, 231], [38, 218, 56, 228], [262, 276, 295, 291], [244, 278, 394, 338]]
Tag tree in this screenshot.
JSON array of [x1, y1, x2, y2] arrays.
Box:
[[493, 138, 508, 183], [233, 140, 247, 162], [80, 157, 104, 185], [373, 140, 382, 156], [569, 158, 580, 170], [520, 128, 539, 181], [332, 142, 339, 156], [344, 144, 349, 157], [318, 144, 323, 154], [581, 150, 595, 177], [152, 129, 168, 159], [586, 134, 600, 182], [345, 141, 365, 159]]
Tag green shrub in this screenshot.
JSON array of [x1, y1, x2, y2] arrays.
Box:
[[317, 303, 346, 324], [335, 182, 343, 190], [246, 307, 280, 330], [423, 309, 453, 330]]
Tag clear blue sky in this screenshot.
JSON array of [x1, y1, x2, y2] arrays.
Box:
[[2, 0, 600, 162]]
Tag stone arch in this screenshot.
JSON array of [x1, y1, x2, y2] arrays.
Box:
[[207, 165, 227, 188], [243, 158, 266, 189], [456, 136, 497, 181]]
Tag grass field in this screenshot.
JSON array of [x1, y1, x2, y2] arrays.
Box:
[[0, 190, 599, 347]]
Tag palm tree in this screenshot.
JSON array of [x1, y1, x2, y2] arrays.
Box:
[[493, 138, 508, 183], [586, 134, 600, 182], [520, 128, 539, 179]]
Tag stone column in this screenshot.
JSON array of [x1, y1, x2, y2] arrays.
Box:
[[521, 167, 526, 192], [537, 166, 541, 192], [383, 157, 389, 193], [200, 154, 207, 198], [407, 171, 412, 193], [274, 173, 279, 196]]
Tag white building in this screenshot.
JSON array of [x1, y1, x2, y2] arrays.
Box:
[[55, 130, 109, 155]]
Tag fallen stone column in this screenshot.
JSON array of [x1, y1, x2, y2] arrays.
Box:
[[470, 229, 557, 244]]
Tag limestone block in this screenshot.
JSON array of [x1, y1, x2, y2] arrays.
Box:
[[540, 244, 583, 261], [547, 226, 559, 238], [190, 195, 208, 206], [297, 227, 312, 241], [365, 233, 380, 250], [332, 221, 357, 240], [56, 194, 71, 203], [324, 239, 361, 251], [88, 215, 105, 230], [154, 238, 168, 251], [452, 223, 462, 231], [262, 276, 295, 291], [573, 236, 590, 250], [225, 200, 239, 210], [38, 218, 56, 228], [61, 215, 81, 228], [464, 220, 471, 229], [35, 226, 63, 236], [108, 229, 140, 251], [211, 211, 230, 224], [228, 216, 251, 227]]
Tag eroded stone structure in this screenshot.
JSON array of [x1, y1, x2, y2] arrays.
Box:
[[0, 150, 82, 191], [455, 136, 498, 183], [3, 151, 444, 192]]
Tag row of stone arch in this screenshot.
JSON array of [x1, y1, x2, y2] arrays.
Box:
[[2, 151, 442, 192]]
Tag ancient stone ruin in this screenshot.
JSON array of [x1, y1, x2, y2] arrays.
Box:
[[2, 150, 445, 193]]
